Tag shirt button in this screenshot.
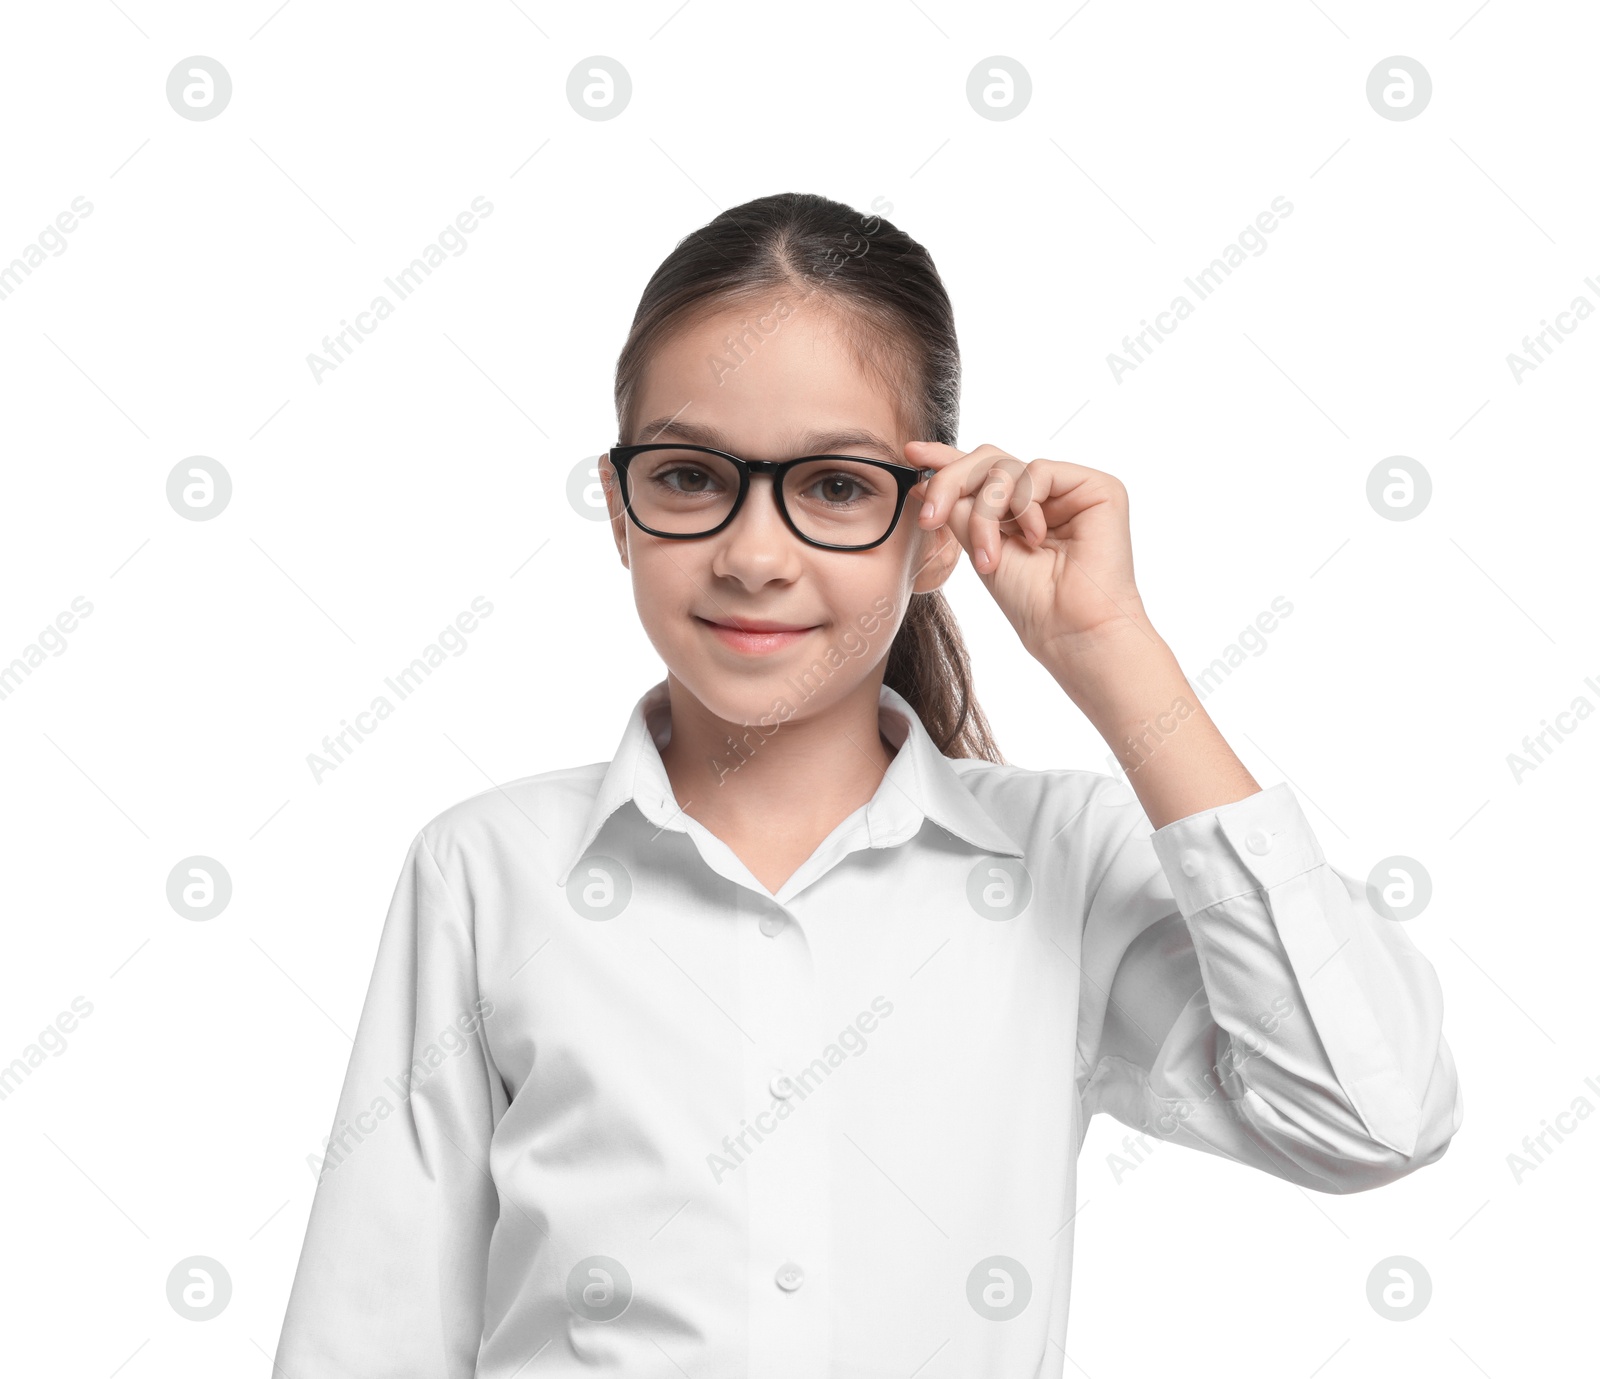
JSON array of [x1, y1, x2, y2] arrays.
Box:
[[769, 1071, 796, 1099], [1178, 848, 1203, 877], [1245, 828, 1272, 856], [759, 911, 786, 937], [775, 1261, 804, 1292]]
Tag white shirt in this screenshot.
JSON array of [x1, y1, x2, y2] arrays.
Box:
[[275, 676, 1463, 1378]]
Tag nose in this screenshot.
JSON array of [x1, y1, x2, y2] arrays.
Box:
[[710, 474, 804, 581]]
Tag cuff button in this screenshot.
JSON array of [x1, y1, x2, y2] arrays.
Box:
[[1178, 848, 1203, 877], [1245, 828, 1273, 856]]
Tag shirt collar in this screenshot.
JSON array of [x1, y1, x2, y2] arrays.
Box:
[[554, 677, 1026, 887]]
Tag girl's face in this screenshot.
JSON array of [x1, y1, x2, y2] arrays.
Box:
[[602, 301, 960, 728]]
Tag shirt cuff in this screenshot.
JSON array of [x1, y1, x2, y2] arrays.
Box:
[[1148, 781, 1324, 914]]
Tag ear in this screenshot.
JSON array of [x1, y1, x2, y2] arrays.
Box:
[[600, 453, 629, 569], [910, 519, 961, 595]]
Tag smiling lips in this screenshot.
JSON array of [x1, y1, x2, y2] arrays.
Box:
[[696, 615, 819, 655]]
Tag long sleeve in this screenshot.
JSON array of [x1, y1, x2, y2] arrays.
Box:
[[275, 828, 507, 1376], [1075, 780, 1463, 1193]]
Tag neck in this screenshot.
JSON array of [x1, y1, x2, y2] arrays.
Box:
[[657, 670, 897, 838]]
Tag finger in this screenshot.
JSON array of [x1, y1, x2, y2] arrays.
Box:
[[906, 440, 994, 526], [903, 440, 970, 526], [943, 493, 982, 574], [1026, 459, 1128, 528], [908, 442, 1041, 572], [916, 444, 1123, 528], [931, 484, 979, 571], [1015, 458, 1052, 545], [907, 441, 1028, 530], [1009, 487, 1047, 547], [968, 457, 1030, 572]]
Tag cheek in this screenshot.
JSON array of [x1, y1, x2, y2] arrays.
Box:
[[622, 540, 688, 620], [823, 559, 906, 642]]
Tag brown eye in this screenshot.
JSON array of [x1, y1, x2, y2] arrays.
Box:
[[654, 466, 721, 494], [802, 472, 872, 507]]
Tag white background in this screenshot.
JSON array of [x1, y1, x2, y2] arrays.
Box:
[[1, 1, 1593, 1375]]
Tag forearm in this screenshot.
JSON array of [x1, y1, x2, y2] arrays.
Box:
[[1037, 619, 1260, 830]]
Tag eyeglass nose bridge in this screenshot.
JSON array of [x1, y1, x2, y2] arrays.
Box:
[[718, 458, 798, 539]]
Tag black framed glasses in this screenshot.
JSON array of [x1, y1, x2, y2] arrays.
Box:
[[607, 443, 937, 552]]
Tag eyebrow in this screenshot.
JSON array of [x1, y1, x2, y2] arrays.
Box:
[[632, 417, 901, 461]]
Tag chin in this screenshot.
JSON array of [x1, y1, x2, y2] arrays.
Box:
[[678, 665, 795, 727]]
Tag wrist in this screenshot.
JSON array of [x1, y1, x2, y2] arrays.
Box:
[[1037, 619, 1192, 740]]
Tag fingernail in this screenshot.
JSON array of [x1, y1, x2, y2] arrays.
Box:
[[920, 501, 935, 523]]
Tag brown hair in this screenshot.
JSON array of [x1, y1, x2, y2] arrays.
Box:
[[611, 190, 1004, 762]]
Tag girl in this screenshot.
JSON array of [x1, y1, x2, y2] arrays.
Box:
[[276, 191, 1462, 1377]]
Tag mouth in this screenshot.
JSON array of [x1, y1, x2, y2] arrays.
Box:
[[695, 615, 821, 655]]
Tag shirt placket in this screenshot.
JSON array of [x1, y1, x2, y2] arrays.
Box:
[[733, 883, 833, 1377]]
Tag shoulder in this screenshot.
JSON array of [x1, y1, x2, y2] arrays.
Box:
[[412, 759, 609, 870], [949, 757, 1149, 848]]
